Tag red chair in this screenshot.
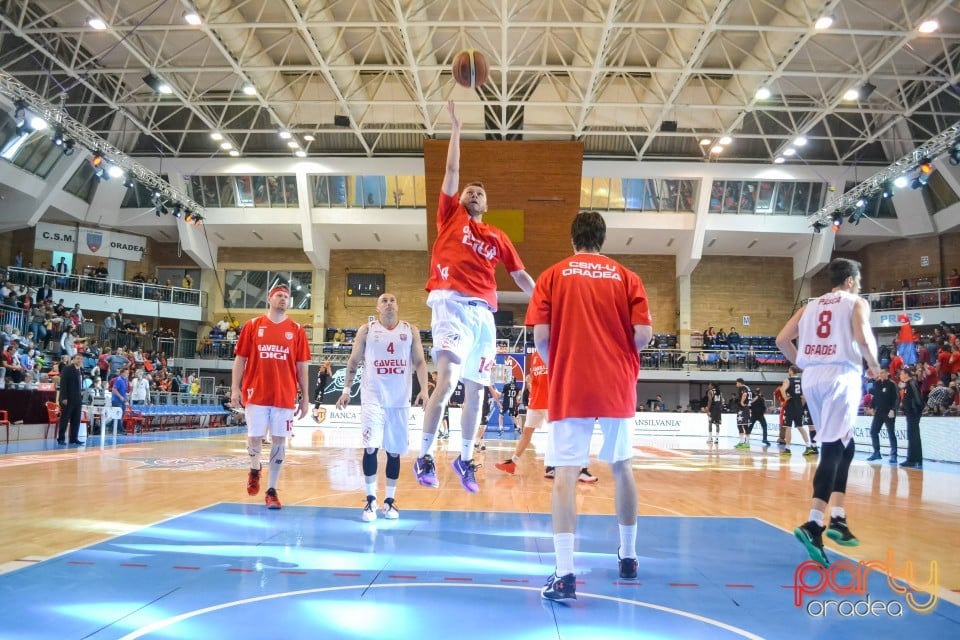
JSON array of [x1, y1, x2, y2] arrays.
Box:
[[123, 408, 145, 434], [45, 401, 60, 439], [0, 410, 10, 445]]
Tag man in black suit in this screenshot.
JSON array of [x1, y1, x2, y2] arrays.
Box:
[[58, 353, 85, 445]]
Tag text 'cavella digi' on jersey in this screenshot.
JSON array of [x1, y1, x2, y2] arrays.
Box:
[[561, 260, 624, 280], [461, 225, 498, 260], [258, 344, 291, 360], [372, 358, 409, 374]]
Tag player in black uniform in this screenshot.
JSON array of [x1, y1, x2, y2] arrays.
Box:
[[734, 379, 752, 449], [779, 366, 815, 456], [501, 376, 520, 434], [749, 387, 770, 446], [705, 382, 723, 444]]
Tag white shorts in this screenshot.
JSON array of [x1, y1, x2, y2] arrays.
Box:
[[525, 408, 547, 430], [361, 403, 410, 454], [245, 404, 295, 438], [801, 365, 861, 446], [427, 291, 496, 385], [545, 417, 632, 467]]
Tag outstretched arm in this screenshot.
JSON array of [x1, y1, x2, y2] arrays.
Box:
[[441, 100, 462, 197], [510, 269, 536, 296]]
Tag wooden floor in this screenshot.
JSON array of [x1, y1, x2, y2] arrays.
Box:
[[1, 431, 958, 604]]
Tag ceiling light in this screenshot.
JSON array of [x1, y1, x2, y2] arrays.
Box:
[[184, 12, 202, 26], [107, 165, 124, 179], [699, 138, 711, 146], [710, 145, 723, 154], [718, 136, 732, 145], [278, 131, 292, 139], [893, 176, 909, 189], [29, 116, 47, 131], [210, 132, 223, 141], [294, 150, 307, 158], [773, 157, 785, 164], [287, 140, 299, 148], [783, 147, 796, 156], [220, 141, 233, 150], [814, 15, 834, 30], [842, 88, 859, 101], [172, 204, 182, 218], [304, 134, 315, 142], [62, 139, 75, 156], [88, 17, 107, 30], [918, 19, 939, 34], [228, 149, 239, 157], [755, 87, 771, 100], [242, 84, 257, 95], [949, 140, 960, 166], [793, 136, 807, 146], [143, 73, 172, 94]]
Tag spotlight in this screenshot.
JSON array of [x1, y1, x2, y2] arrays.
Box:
[[881, 179, 895, 198], [107, 165, 124, 179], [90, 153, 105, 179], [184, 212, 194, 223], [812, 221, 825, 233], [192, 215, 203, 227], [949, 140, 960, 166], [172, 203, 182, 218], [123, 177, 136, 189], [62, 139, 75, 156], [893, 175, 909, 189], [831, 212, 842, 232], [52, 128, 65, 146], [916, 157, 933, 187], [143, 73, 172, 94]]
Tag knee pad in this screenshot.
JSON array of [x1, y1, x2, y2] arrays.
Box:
[[362, 448, 379, 477], [270, 441, 285, 465], [385, 453, 401, 480]]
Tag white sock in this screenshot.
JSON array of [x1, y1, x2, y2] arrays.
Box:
[[619, 524, 637, 559], [385, 481, 397, 501], [267, 441, 284, 490], [809, 509, 825, 526], [420, 432, 436, 457], [831, 507, 846, 519], [554, 532, 575, 576], [461, 441, 474, 461], [364, 476, 377, 498], [511, 454, 520, 465]]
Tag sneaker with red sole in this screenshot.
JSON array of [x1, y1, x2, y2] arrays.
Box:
[[264, 488, 281, 509], [495, 459, 517, 475], [246, 469, 261, 496]]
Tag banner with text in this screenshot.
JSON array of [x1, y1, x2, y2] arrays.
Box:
[[34, 223, 145, 262], [34, 222, 77, 253]]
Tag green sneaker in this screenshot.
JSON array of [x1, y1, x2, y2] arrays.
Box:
[[826, 516, 860, 547], [794, 521, 829, 566]]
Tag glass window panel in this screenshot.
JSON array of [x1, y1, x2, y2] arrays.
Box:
[[329, 176, 348, 206], [282, 176, 298, 207], [414, 175, 426, 207], [660, 180, 680, 211], [756, 181, 774, 212], [263, 176, 280, 205], [34, 145, 61, 178], [775, 183, 794, 214], [591, 177, 610, 210], [807, 183, 824, 213], [252, 176, 269, 206], [791, 182, 810, 214], [621, 179, 644, 210], [394, 176, 417, 207], [580, 178, 594, 208], [224, 270, 245, 308], [290, 271, 313, 309], [642, 180, 660, 210], [721, 181, 741, 213], [189, 176, 203, 206], [739, 182, 757, 213], [708, 181, 723, 212], [217, 176, 236, 206], [608, 178, 626, 210], [235, 175, 254, 207], [202, 176, 220, 207], [312, 175, 330, 206]]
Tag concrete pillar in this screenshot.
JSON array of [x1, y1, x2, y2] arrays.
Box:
[[677, 274, 692, 350]]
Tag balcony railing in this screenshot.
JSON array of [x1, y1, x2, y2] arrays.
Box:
[[3, 266, 204, 307], [868, 285, 960, 311]]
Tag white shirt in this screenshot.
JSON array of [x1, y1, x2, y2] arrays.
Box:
[[796, 290, 863, 371], [130, 376, 150, 402], [361, 320, 415, 408]]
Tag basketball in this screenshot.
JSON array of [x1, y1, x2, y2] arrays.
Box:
[[452, 49, 489, 88]]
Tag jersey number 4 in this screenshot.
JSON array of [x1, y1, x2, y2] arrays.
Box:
[[816, 310, 832, 338], [386, 342, 394, 354]]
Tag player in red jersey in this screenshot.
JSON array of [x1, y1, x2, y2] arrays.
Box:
[[414, 100, 536, 494], [527, 211, 653, 602], [231, 284, 311, 509]]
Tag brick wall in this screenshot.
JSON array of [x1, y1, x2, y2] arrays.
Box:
[[691, 255, 795, 336], [326, 250, 430, 331]]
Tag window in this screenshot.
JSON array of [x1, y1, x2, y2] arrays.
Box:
[[122, 174, 170, 208], [224, 270, 312, 309], [63, 161, 99, 203]]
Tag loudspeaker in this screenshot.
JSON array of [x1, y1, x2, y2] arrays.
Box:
[[660, 120, 678, 132], [334, 115, 351, 127]]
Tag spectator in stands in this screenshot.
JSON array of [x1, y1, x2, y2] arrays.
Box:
[[182, 273, 194, 289], [718, 349, 731, 370], [2, 343, 23, 383], [102, 313, 116, 342], [11, 251, 23, 268], [110, 368, 130, 433], [948, 268, 960, 306], [35, 282, 52, 302], [702, 326, 716, 348], [71, 304, 85, 337], [0, 281, 11, 300], [727, 327, 742, 352], [94, 262, 108, 293], [130, 369, 150, 406], [652, 394, 666, 412], [28, 304, 46, 345], [332, 328, 346, 343], [714, 328, 727, 350], [60, 328, 77, 359], [107, 347, 128, 379]]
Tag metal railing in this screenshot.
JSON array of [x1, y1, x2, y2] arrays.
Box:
[[3, 266, 204, 307], [868, 285, 960, 311]]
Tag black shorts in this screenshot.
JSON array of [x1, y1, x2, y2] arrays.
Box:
[[785, 404, 804, 428], [709, 409, 722, 424]]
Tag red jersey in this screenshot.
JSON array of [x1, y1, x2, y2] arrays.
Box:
[[425, 192, 524, 309], [526, 350, 548, 410], [234, 315, 310, 408], [525, 253, 652, 421]]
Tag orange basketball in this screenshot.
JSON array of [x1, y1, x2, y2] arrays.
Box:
[[452, 49, 489, 88]]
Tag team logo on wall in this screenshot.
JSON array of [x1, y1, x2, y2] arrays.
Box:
[[86, 232, 103, 253], [285, 332, 294, 340], [312, 406, 327, 423]]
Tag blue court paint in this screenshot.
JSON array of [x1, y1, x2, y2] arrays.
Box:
[[0, 507, 957, 638]]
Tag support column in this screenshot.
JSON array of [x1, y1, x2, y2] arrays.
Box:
[[677, 274, 692, 351], [311, 267, 328, 340]]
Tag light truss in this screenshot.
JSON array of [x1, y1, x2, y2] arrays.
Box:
[[0, 71, 203, 215], [808, 122, 960, 227]]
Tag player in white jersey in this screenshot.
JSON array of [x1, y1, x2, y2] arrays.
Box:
[[776, 258, 881, 567], [337, 293, 429, 522]]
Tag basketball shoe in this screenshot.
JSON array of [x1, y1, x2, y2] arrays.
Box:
[[826, 516, 859, 546], [246, 468, 260, 496], [264, 488, 281, 510], [362, 495, 377, 522], [544, 466, 555, 479], [794, 520, 828, 566], [578, 468, 598, 483], [618, 549, 638, 579], [541, 572, 576, 601], [413, 454, 439, 488], [383, 497, 399, 520], [451, 455, 480, 493], [495, 459, 517, 475]]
